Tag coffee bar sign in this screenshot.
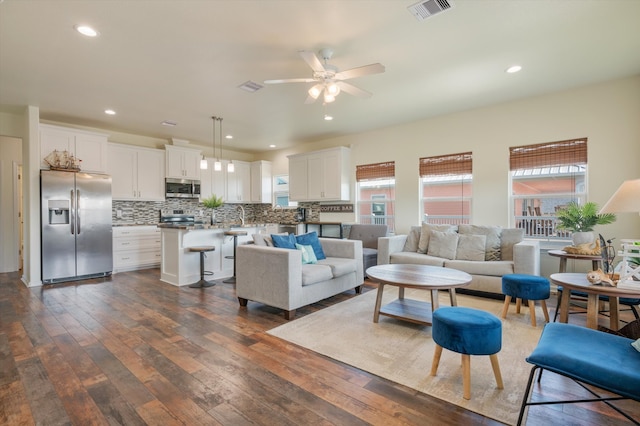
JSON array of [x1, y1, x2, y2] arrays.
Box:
[[319, 204, 354, 213]]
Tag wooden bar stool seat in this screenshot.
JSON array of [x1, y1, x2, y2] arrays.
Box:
[[188, 246, 215, 288]]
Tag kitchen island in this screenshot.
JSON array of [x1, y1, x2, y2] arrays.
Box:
[[158, 223, 276, 286]]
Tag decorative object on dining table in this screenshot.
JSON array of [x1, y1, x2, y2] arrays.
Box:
[[44, 149, 82, 171], [556, 201, 616, 245], [617, 239, 640, 290], [562, 239, 601, 255], [201, 194, 224, 224], [586, 268, 616, 286]]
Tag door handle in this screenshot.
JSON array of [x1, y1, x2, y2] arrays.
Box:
[[70, 189, 75, 234], [76, 189, 81, 234]]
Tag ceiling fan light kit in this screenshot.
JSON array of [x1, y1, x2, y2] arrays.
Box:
[[265, 48, 385, 104]]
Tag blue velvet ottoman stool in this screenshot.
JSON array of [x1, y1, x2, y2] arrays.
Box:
[[501, 274, 550, 327], [430, 307, 503, 400]]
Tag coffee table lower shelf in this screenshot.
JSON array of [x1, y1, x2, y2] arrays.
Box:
[[378, 298, 433, 325]]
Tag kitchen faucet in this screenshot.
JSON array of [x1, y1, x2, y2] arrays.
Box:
[[237, 205, 245, 226]]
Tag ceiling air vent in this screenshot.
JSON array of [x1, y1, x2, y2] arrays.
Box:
[[238, 80, 264, 93], [407, 0, 452, 21]]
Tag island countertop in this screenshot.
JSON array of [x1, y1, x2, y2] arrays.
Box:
[[157, 222, 279, 230]]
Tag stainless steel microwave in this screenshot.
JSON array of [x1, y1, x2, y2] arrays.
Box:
[[165, 178, 201, 199]]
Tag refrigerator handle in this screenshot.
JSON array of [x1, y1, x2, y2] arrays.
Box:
[[76, 189, 81, 234], [70, 189, 75, 234]]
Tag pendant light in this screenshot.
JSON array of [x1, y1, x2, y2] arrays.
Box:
[[212, 116, 222, 171], [221, 117, 234, 173]]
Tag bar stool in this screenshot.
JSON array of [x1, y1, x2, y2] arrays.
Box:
[[223, 230, 247, 284], [188, 246, 215, 288]]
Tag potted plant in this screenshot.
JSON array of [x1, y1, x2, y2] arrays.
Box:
[[202, 194, 224, 224], [556, 201, 616, 245]]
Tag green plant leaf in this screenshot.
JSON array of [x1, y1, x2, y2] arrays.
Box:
[[202, 194, 224, 209], [555, 201, 616, 232]]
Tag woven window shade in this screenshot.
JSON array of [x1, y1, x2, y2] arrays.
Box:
[[419, 152, 472, 177], [356, 161, 395, 182], [509, 138, 587, 170]]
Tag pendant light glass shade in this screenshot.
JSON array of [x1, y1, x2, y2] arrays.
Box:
[[227, 161, 235, 173], [200, 156, 208, 169], [214, 160, 222, 171]]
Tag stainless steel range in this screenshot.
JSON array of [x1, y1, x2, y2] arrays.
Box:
[[159, 209, 200, 226]]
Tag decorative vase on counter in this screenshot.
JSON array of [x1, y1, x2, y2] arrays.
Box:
[[211, 210, 217, 225]]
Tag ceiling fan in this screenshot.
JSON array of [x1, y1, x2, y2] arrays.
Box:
[[264, 48, 385, 104]]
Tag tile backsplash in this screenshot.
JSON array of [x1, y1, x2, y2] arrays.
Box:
[[112, 199, 320, 225]]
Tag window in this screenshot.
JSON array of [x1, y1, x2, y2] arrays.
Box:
[[510, 138, 587, 240], [273, 175, 298, 208], [356, 162, 395, 232], [420, 152, 472, 225]]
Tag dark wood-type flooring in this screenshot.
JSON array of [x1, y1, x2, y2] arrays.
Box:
[[1, 269, 639, 425]]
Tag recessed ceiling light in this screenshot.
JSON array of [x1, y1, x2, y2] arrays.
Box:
[[506, 65, 522, 74], [161, 120, 177, 127], [104, 109, 116, 115], [269, 144, 276, 148], [74, 25, 99, 37], [225, 135, 233, 139], [324, 114, 333, 121]]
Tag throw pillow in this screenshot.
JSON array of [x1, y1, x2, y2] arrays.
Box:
[[295, 231, 326, 260], [427, 230, 459, 260], [417, 223, 458, 254], [296, 243, 318, 264], [403, 226, 421, 252], [455, 234, 486, 261], [271, 233, 297, 249], [253, 233, 287, 247], [458, 224, 502, 261]]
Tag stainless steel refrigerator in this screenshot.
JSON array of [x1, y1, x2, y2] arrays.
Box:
[[41, 170, 113, 283]]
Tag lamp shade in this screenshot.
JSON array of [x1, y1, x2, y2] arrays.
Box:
[[599, 179, 640, 214]]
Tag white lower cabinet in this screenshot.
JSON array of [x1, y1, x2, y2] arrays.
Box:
[[113, 226, 161, 272]]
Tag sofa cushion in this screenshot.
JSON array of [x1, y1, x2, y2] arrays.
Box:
[[455, 234, 486, 261], [296, 243, 318, 264], [403, 226, 422, 252], [301, 264, 334, 286], [444, 259, 515, 277], [317, 257, 358, 278], [390, 252, 446, 266], [271, 233, 297, 249], [253, 232, 288, 247], [458, 224, 502, 261], [418, 223, 458, 254], [296, 232, 326, 260], [500, 228, 524, 261], [427, 230, 459, 260]]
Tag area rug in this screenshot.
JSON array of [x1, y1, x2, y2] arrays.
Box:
[[267, 288, 544, 425]]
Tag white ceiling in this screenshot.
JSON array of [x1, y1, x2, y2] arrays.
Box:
[[1, 0, 640, 154]]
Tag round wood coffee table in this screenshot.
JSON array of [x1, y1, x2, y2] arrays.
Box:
[[366, 264, 472, 325], [551, 272, 640, 330]]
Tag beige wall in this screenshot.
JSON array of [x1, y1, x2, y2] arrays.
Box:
[[262, 75, 640, 240]]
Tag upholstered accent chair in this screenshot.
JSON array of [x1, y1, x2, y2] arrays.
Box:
[[348, 224, 388, 278]]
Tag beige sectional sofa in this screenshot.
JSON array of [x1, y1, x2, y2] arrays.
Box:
[[236, 236, 364, 320], [377, 224, 540, 296]]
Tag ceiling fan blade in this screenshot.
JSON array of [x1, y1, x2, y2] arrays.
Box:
[[335, 63, 385, 80], [299, 50, 326, 73], [304, 94, 318, 104], [337, 81, 372, 98], [264, 78, 316, 84]]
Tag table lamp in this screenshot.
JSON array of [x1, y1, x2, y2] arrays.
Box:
[[599, 179, 640, 215]]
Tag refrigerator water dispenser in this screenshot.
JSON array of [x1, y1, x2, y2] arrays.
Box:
[[48, 200, 70, 224]]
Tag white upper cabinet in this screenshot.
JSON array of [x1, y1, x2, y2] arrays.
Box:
[[226, 160, 251, 203], [165, 145, 201, 180], [40, 124, 108, 173], [199, 158, 227, 201], [288, 146, 351, 201], [250, 160, 272, 203], [108, 143, 165, 201]]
